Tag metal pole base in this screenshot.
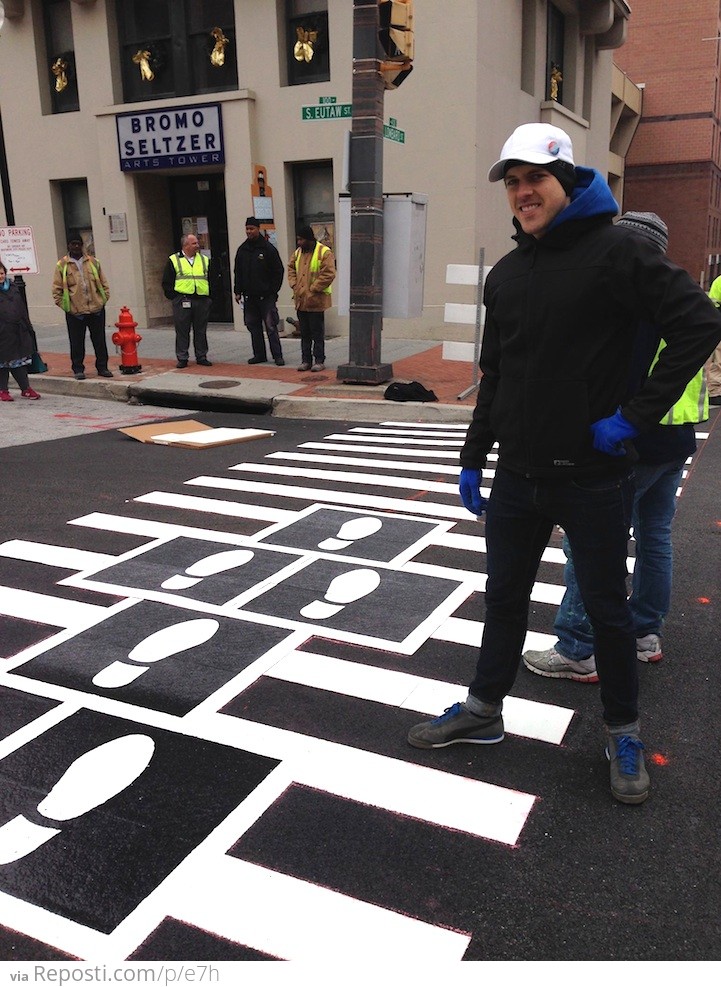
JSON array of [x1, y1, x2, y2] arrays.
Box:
[[336, 362, 394, 384], [457, 380, 480, 400]]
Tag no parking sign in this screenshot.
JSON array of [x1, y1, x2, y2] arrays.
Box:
[[0, 226, 39, 275]]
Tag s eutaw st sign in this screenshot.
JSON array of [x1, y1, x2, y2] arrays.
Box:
[[116, 103, 224, 171]]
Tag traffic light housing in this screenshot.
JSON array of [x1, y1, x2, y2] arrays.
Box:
[[378, 0, 414, 89]]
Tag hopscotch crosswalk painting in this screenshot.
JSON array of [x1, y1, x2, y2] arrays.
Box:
[[0, 420, 704, 962]]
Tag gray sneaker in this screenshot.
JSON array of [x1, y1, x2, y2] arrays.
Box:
[[636, 634, 662, 663], [605, 728, 650, 804], [407, 702, 504, 749], [523, 646, 598, 683]]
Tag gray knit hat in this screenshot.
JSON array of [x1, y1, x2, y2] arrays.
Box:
[[616, 211, 668, 253]]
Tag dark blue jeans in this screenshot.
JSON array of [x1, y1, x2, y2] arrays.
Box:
[[554, 458, 685, 657], [469, 467, 637, 725], [244, 294, 283, 362]]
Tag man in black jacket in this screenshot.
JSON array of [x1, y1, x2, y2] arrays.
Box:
[[233, 218, 285, 365], [407, 123, 721, 805]]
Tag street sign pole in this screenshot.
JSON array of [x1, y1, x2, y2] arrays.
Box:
[[0, 109, 26, 308], [337, 0, 393, 385]]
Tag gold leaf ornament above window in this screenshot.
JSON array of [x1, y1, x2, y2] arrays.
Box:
[[210, 27, 229, 67], [51, 58, 68, 93], [294, 26, 317, 63], [132, 49, 155, 82], [550, 63, 563, 101]]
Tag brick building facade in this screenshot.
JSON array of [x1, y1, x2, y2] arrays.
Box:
[[614, 0, 721, 286]]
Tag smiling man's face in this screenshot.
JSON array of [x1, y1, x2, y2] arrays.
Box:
[[503, 164, 570, 238]]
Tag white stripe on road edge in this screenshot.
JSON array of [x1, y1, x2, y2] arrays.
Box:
[[171, 856, 471, 963], [348, 427, 470, 438], [69, 512, 289, 541], [379, 421, 471, 430], [266, 649, 573, 745], [0, 540, 115, 570], [321, 433, 466, 447], [300, 442, 470, 460], [133, 491, 300, 522], [230, 462, 464, 496], [0, 586, 106, 628], [266, 450, 482, 476], [183, 476, 490, 521], [432, 615, 556, 655]]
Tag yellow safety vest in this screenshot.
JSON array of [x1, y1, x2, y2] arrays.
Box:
[[650, 340, 709, 425], [57, 257, 108, 311], [294, 242, 332, 294], [170, 252, 209, 295]]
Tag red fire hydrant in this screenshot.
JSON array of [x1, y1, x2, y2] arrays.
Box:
[[112, 306, 142, 375]]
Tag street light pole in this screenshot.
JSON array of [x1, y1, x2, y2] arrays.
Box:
[[337, 0, 393, 384]]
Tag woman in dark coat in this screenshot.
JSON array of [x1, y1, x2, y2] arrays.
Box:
[[0, 260, 40, 400]]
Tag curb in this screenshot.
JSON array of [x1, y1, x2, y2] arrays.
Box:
[[27, 374, 474, 423], [271, 394, 473, 423]]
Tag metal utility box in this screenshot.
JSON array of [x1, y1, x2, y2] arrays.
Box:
[[336, 192, 428, 318]]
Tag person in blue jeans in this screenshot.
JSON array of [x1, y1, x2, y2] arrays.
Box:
[[406, 125, 721, 806], [523, 212, 708, 682]]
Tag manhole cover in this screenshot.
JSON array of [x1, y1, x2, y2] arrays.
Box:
[[197, 379, 242, 390]]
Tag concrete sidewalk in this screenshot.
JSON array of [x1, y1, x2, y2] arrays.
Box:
[[27, 322, 479, 423]]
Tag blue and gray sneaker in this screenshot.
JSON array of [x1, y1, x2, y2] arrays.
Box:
[[606, 727, 650, 804], [408, 702, 504, 749]]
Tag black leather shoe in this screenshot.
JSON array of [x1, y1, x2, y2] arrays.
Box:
[[176, 360, 188, 369], [247, 357, 267, 365], [97, 369, 113, 378], [74, 372, 86, 380], [196, 358, 213, 367], [275, 358, 285, 366]]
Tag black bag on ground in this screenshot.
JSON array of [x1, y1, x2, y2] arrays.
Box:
[[384, 380, 438, 402], [28, 351, 48, 374]]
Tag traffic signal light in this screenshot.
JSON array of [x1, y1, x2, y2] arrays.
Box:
[[378, 0, 414, 89]]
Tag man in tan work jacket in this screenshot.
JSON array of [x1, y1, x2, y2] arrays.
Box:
[[52, 231, 112, 380], [287, 225, 336, 372]]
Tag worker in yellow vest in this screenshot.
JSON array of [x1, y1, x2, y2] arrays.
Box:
[[287, 224, 336, 372], [161, 233, 213, 368], [706, 274, 721, 405], [52, 231, 112, 380]]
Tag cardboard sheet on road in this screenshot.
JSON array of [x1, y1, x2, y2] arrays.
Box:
[[119, 419, 275, 448]]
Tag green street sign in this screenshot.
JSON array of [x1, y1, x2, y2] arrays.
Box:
[[302, 103, 352, 120], [383, 123, 405, 143]]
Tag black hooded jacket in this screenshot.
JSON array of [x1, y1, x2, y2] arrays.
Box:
[[460, 167, 721, 478], [233, 235, 284, 298]]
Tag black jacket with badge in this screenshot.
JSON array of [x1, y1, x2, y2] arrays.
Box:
[[233, 236, 284, 299], [460, 167, 721, 478], [0, 282, 35, 364]]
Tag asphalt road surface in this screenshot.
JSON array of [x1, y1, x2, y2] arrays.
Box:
[[0, 404, 719, 968]]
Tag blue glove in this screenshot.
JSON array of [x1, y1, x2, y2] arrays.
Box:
[[459, 468, 488, 516], [590, 410, 639, 457]]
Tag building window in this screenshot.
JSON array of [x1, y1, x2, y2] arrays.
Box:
[[292, 161, 335, 249], [117, 0, 237, 104], [44, 0, 79, 114], [520, 0, 537, 96], [286, 1, 330, 87], [59, 179, 93, 253], [546, 3, 565, 104]]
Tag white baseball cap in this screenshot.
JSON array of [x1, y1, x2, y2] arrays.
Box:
[[488, 123, 575, 182]]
